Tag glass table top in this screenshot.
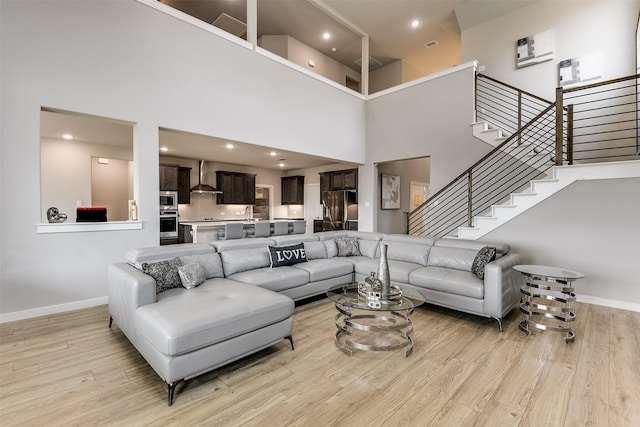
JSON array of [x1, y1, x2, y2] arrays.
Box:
[[327, 284, 424, 311], [514, 264, 585, 280]]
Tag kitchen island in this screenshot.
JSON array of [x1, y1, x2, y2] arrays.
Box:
[[179, 219, 298, 243]]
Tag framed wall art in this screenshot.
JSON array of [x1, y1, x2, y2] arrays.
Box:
[[380, 173, 400, 210]]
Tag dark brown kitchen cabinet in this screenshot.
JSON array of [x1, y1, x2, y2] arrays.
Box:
[[215, 171, 256, 204], [281, 176, 304, 205], [319, 172, 332, 203], [319, 168, 358, 202], [332, 168, 357, 190], [159, 164, 179, 191], [177, 167, 191, 204]]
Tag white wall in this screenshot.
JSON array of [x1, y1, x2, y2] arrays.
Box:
[[369, 60, 403, 94], [0, 0, 365, 320], [484, 178, 640, 310], [364, 64, 486, 205], [2, 0, 638, 320], [369, 60, 429, 94], [461, 0, 639, 100], [259, 35, 361, 88], [41, 138, 133, 222], [377, 157, 430, 234]]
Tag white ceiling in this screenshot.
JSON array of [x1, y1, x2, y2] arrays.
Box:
[[40, 109, 352, 170], [41, 0, 536, 170]]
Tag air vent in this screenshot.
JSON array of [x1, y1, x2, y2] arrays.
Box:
[[425, 40, 439, 48], [212, 13, 247, 37], [354, 56, 384, 71]]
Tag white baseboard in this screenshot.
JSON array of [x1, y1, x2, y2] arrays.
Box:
[[0, 296, 109, 324], [1, 293, 637, 324], [577, 294, 640, 313]]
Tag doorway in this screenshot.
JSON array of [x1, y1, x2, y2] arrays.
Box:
[[376, 157, 430, 234], [304, 183, 321, 234]]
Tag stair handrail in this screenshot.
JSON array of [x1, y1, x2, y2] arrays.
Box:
[[476, 73, 558, 144], [409, 72, 639, 237], [417, 103, 555, 212], [555, 73, 639, 164], [477, 73, 554, 105]]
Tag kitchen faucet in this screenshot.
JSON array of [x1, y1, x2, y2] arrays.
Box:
[[245, 205, 253, 220]]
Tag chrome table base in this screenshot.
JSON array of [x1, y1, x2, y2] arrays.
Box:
[[327, 285, 420, 357], [515, 265, 584, 343], [334, 305, 414, 356]]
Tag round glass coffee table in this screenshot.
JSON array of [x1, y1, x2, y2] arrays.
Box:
[[515, 264, 584, 343], [326, 284, 423, 356]]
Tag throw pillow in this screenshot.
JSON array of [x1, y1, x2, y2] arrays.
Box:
[[304, 241, 328, 260], [178, 263, 207, 289], [142, 257, 182, 294], [268, 243, 308, 267], [336, 237, 361, 257], [471, 246, 497, 279], [180, 253, 224, 279]]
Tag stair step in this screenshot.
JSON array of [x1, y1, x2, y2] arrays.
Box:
[[480, 128, 503, 137]]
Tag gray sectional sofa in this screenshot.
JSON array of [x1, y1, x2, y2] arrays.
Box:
[[108, 231, 523, 405]]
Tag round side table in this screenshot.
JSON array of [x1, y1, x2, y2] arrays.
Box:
[[514, 265, 585, 343], [326, 285, 423, 356]]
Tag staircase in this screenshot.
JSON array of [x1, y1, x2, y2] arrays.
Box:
[[407, 72, 640, 239], [457, 160, 640, 239], [472, 119, 555, 174]]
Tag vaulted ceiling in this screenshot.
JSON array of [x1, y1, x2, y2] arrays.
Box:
[[42, 0, 536, 170]]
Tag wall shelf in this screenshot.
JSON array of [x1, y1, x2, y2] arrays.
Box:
[[37, 221, 143, 234]]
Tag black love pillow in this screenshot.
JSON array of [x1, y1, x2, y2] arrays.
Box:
[[268, 243, 308, 267]]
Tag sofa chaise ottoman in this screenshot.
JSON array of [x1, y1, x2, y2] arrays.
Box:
[[108, 243, 294, 405]]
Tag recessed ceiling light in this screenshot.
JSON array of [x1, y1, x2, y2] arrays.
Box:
[[279, 163, 285, 168], [62, 133, 73, 140], [226, 143, 234, 149], [411, 20, 420, 28], [331, 47, 337, 52], [322, 32, 331, 40], [160, 146, 169, 152], [270, 151, 277, 156]]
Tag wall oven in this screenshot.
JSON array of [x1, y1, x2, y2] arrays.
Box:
[[160, 191, 178, 211], [159, 210, 178, 239]]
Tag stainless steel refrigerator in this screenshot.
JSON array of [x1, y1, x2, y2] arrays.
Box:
[[322, 190, 357, 230]]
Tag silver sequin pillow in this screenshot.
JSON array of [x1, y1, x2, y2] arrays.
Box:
[[335, 237, 361, 257], [142, 257, 182, 294], [178, 263, 208, 289]]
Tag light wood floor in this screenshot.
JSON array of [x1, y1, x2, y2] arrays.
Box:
[[1, 298, 639, 426]]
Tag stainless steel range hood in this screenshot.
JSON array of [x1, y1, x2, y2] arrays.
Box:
[[191, 160, 222, 194]]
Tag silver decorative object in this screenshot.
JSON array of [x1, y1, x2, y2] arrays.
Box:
[[46, 207, 67, 223], [356, 244, 402, 304], [377, 243, 391, 298]]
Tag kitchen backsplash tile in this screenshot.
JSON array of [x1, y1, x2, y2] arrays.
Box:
[[178, 193, 252, 220]]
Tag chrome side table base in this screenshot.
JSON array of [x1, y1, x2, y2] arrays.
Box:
[[334, 305, 415, 356], [327, 285, 422, 357], [515, 265, 584, 343]]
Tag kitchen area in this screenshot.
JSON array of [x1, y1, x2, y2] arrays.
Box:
[[158, 157, 358, 245]]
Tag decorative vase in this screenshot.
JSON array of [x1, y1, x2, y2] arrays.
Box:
[[377, 243, 391, 298]]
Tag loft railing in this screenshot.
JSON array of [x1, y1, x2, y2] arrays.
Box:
[[408, 103, 559, 237], [408, 72, 638, 237], [476, 73, 555, 144], [556, 74, 639, 164]]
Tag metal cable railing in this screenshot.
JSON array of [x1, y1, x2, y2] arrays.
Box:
[[560, 74, 639, 163], [408, 73, 638, 238], [408, 104, 559, 237], [476, 73, 554, 140]]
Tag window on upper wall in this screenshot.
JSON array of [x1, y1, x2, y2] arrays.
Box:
[[159, 0, 249, 40], [40, 108, 134, 223], [157, 0, 365, 94], [257, 0, 364, 94]]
